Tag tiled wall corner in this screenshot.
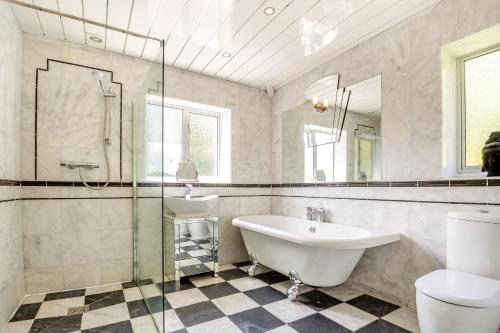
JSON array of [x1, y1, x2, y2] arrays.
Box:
[[0, 2, 24, 330]]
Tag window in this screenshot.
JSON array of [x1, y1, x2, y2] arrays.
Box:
[[304, 125, 334, 182], [458, 46, 500, 173], [145, 96, 230, 182], [303, 125, 346, 182]]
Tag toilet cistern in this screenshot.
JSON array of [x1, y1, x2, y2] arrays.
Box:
[[415, 211, 500, 333]]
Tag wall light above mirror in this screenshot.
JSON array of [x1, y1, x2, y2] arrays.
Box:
[[304, 74, 352, 145], [283, 74, 382, 183]]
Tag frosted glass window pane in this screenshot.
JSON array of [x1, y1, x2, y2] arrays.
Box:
[[189, 114, 218, 177], [464, 49, 500, 167], [358, 139, 373, 180], [146, 104, 182, 178], [163, 107, 183, 177], [146, 104, 162, 177], [316, 143, 334, 181]]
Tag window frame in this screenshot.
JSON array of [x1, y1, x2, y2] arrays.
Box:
[[457, 44, 500, 174], [145, 99, 223, 182]]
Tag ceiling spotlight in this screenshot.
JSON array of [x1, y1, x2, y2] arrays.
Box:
[[222, 52, 231, 58], [264, 7, 275, 15], [89, 35, 103, 43]]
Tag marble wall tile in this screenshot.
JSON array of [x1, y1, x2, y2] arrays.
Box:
[[99, 229, 133, 261], [63, 263, 101, 290], [22, 196, 134, 293], [24, 233, 62, 269], [0, 202, 25, 327], [0, 2, 24, 329], [60, 200, 101, 232], [455, 0, 500, 39], [25, 266, 64, 294], [61, 231, 101, 266], [101, 199, 133, 229], [101, 259, 133, 285], [218, 217, 248, 265], [22, 199, 62, 235]]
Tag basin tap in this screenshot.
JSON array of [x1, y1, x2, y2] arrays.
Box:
[[185, 184, 193, 199], [306, 207, 325, 222]]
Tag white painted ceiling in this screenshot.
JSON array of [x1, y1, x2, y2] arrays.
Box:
[[8, 0, 439, 89]]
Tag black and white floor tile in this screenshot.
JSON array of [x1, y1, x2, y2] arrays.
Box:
[[3, 262, 420, 333], [176, 237, 216, 277]]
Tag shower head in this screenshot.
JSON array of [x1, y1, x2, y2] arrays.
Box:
[[92, 71, 104, 81], [92, 71, 105, 94], [91, 71, 116, 97]]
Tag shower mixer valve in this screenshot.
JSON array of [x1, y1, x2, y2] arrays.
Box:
[[60, 161, 99, 169]]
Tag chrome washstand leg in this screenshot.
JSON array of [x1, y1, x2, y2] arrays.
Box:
[[287, 270, 303, 301], [247, 253, 259, 277]]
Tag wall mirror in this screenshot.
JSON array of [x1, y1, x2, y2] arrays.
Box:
[[282, 74, 382, 183]]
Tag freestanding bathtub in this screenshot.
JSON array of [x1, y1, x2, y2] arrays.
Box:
[[232, 215, 400, 290]]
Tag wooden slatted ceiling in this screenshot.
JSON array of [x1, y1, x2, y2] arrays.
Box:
[[8, 0, 439, 89]]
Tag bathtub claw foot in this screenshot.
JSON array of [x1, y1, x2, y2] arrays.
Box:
[[248, 253, 259, 277], [287, 271, 303, 301], [287, 285, 299, 301]]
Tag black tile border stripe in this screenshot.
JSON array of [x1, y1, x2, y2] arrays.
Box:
[[271, 195, 500, 206], [0, 179, 21, 186], [19, 181, 132, 187], [22, 197, 133, 200], [0, 198, 19, 204], [4, 194, 497, 206], [0, 178, 495, 187]]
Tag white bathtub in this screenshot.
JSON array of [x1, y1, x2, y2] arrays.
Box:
[[232, 214, 400, 287]]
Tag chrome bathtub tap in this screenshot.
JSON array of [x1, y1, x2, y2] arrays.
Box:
[[306, 207, 325, 222], [184, 184, 193, 199]]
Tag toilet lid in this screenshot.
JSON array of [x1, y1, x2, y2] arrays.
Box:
[[415, 270, 500, 308]]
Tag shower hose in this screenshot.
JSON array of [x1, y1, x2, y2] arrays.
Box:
[[78, 142, 111, 190], [78, 96, 112, 190]]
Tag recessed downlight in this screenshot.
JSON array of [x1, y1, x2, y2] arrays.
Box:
[[89, 35, 103, 43], [264, 6, 275, 15], [222, 52, 231, 58]]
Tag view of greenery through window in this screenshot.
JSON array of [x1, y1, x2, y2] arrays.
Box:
[[188, 113, 218, 177], [463, 48, 500, 167]]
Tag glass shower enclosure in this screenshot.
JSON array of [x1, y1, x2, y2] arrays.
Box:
[[133, 40, 168, 332], [132, 39, 220, 333]]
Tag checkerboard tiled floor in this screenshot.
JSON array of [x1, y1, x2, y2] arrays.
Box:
[[176, 237, 216, 277], [3, 261, 420, 333]]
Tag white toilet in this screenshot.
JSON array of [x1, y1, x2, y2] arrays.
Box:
[[187, 222, 209, 240], [415, 211, 500, 333]]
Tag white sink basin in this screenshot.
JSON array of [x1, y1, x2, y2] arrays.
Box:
[[165, 195, 219, 218]]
